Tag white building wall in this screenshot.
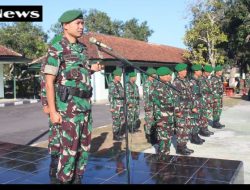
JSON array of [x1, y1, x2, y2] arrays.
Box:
[[91, 71, 109, 102], [91, 71, 143, 103], [0, 64, 4, 98]]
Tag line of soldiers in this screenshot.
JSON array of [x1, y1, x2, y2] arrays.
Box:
[[108, 69, 141, 141], [108, 63, 225, 156]]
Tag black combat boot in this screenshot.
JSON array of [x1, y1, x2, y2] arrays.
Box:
[[113, 135, 124, 141], [176, 145, 191, 156], [197, 134, 205, 143], [72, 175, 82, 184], [199, 128, 211, 137], [150, 128, 158, 145], [190, 133, 203, 145], [204, 128, 214, 135], [145, 134, 151, 143], [184, 145, 194, 153], [213, 121, 223, 129], [135, 119, 141, 131], [218, 120, 225, 128], [49, 155, 59, 177]]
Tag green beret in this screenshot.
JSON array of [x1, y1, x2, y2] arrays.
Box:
[[175, 63, 187, 72], [58, 9, 83, 23], [113, 68, 122, 76], [203, 65, 213, 73], [191, 64, 202, 71], [157, 67, 173, 76], [128, 72, 137, 78], [146, 67, 156, 76], [50, 34, 63, 45], [214, 65, 223, 72]]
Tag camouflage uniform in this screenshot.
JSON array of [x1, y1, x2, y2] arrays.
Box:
[[211, 66, 225, 128], [143, 77, 155, 142], [40, 61, 61, 158], [126, 79, 140, 133], [189, 67, 206, 144], [152, 68, 176, 154], [40, 35, 62, 178], [246, 73, 250, 100], [172, 63, 194, 155], [44, 36, 93, 183], [108, 77, 125, 140], [199, 66, 214, 136]]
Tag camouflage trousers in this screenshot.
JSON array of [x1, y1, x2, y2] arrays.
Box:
[[57, 110, 92, 182], [127, 104, 140, 131], [189, 113, 202, 135], [48, 120, 60, 157], [175, 109, 191, 147], [200, 103, 213, 128], [213, 98, 223, 121], [111, 105, 125, 136], [144, 109, 154, 135], [156, 122, 174, 154]]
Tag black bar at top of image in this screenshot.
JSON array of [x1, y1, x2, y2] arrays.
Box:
[[0, 5, 43, 22]]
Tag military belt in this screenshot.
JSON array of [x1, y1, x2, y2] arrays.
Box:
[[160, 106, 174, 112], [57, 84, 92, 100], [114, 97, 124, 100], [132, 96, 140, 100]]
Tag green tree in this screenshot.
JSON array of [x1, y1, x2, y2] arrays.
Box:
[[221, 0, 250, 71], [184, 0, 228, 67], [0, 22, 48, 59], [123, 18, 153, 42]]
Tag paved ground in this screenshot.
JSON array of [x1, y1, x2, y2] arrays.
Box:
[[2, 95, 249, 183], [144, 95, 250, 184]]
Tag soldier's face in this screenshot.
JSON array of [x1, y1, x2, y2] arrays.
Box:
[[178, 70, 187, 78], [160, 75, 171, 82], [217, 71, 222, 76], [195, 70, 202, 77], [130, 77, 137, 83], [149, 75, 156, 81], [204, 72, 210, 77], [114, 75, 121, 82], [64, 18, 84, 38]]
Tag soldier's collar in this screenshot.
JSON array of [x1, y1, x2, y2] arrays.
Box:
[[177, 76, 185, 80], [61, 36, 84, 52]]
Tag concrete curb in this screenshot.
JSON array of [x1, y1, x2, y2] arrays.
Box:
[[0, 99, 40, 108]]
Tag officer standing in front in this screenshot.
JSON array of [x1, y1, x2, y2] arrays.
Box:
[[44, 9, 101, 184], [108, 68, 125, 141]]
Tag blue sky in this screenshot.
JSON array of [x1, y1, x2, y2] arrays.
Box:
[[0, 0, 191, 49]]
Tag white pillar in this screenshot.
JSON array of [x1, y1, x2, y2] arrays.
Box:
[[0, 64, 4, 98], [91, 71, 109, 102]]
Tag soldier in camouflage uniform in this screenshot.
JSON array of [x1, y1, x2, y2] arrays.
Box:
[[199, 65, 215, 136], [44, 9, 101, 184], [211, 65, 225, 129], [245, 73, 250, 100], [189, 64, 206, 145], [108, 68, 125, 141], [151, 67, 176, 155], [126, 71, 140, 133], [142, 67, 157, 144], [172, 63, 194, 155], [40, 34, 64, 179]]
